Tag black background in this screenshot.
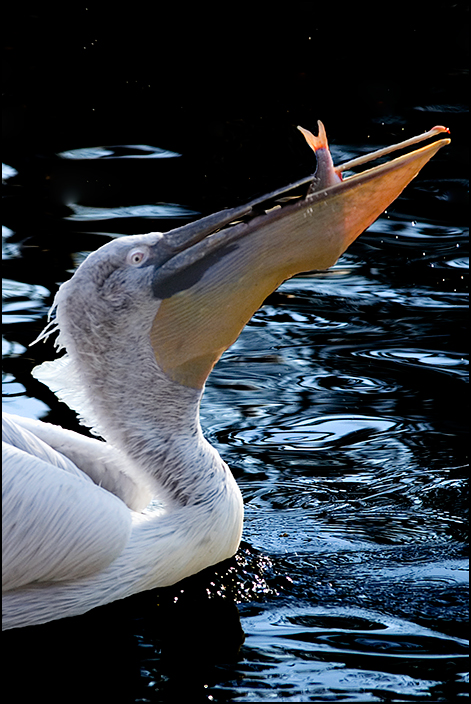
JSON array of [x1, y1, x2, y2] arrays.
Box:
[[4, 4, 468, 175]]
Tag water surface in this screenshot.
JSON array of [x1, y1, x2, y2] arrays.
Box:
[[2, 119, 468, 702]]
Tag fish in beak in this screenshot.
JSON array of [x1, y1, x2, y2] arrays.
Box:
[[149, 123, 450, 389], [297, 121, 343, 191]]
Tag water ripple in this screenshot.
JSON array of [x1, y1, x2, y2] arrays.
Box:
[[280, 273, 468, 310], [437, 256, 469, 270], [233, 414, 400, 451], [58, 144, 181, 159], [64, 202, 198, 220], [233, 606, 468, 701], [353, 348, 468, 378], [299, 373, 398, 394], [367, 214, 466, 243]]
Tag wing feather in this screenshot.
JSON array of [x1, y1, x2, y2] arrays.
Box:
[[3, 414, 151, 510], [2, 441, 132, 591]]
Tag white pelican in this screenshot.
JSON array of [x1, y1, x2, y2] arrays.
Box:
[[2, 123, 450, 630]]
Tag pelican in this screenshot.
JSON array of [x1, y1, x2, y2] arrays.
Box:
[[2, 123, 450, 630]]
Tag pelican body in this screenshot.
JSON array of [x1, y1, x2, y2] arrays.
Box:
[[2, 123, 450, 630]]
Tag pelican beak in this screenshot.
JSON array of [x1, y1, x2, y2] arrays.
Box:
[[150, 126, 450, 389]]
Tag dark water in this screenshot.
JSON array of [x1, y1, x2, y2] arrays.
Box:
[[3, 134, 468, 700], [2, 9, 469, 702]]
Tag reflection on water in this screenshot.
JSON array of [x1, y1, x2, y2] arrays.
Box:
[[58, 144, 182, 160], [354, 348, 468, 378], [2, 117, 468, 702], [235, 606, 468, 701], [65, 202, 198, 220]]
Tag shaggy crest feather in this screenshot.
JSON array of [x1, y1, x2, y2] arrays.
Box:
[[31, 284, 106, 435]]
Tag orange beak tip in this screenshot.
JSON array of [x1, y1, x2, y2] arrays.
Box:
[[432, 125, 451, 135]]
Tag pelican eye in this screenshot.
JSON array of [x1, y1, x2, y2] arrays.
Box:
[[126, 247, 149, 266]]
